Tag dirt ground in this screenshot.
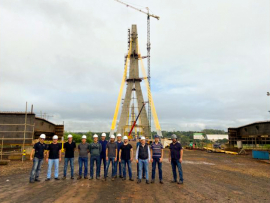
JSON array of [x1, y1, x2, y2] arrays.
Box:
[[0, 141, 270, 203]]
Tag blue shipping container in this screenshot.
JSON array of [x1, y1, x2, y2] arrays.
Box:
[[252, 150, 270, 160]]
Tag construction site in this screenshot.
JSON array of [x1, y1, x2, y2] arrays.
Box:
[[0, 0, 270, 203]]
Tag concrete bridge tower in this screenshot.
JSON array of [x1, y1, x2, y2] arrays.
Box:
[[116, 25, 150, 137]]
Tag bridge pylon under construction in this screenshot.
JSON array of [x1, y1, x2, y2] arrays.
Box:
[[110, 24, 162, 139]]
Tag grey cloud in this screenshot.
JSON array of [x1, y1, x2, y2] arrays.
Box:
[[0, 0, 269, 132]]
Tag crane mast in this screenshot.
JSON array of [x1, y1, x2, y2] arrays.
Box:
[[115, 0, 160, 139]]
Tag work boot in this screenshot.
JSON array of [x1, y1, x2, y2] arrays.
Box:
[[137, 179, 141, 184], [71, 177, 74, 179], [104, 177, 107, 181], [129, 178, 134, 181], [171, 180, 177, 183], [84, 176, 88, 179], [151, 179, 155, 183], [119, 175, 123, 178], [35, 178, 40, 182], [29, 180, 35, 183], [55, 177, 60, 180], [146, 180, 150, 184], [45, 178, 50, 181], [178, 180, 183, 184], [96, 177, 100, 180], [62, 176, 66, 180], [143, 176, 146, 179], [122, 177, 126, 181], [77, 176, 82, 180], [160, 180, 164, 184], [89, 177, 93, 180]]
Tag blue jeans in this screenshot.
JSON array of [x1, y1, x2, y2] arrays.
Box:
[[64, 158, 74, 177], [121, 160, 132, 178], [90, 155, 100, 178], [114, 160, 122, 176], [29, 157, 44, 181], [100, 156, 107, 177], [152, 158, 162, 180], [171, 159, 183, 182], [138, 159, 149, 180], [47, 159, 59, 178], [106, 157, 115, 177], [79, 157, 88, 177], [137, 163, 145, 178]]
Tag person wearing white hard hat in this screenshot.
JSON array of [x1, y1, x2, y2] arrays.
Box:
[[77, 135, 90, 180], [29, 134, 47, 183], [136, 136, 151, 184], [114, 134, 123, 178], [169, 134, 184, 184], [136, 136, 145, 179], [89, 134, 102, 180], [62, 134, 76, 180], [45, 135, 61, 181], [119, 136, 134, 181], [105, 134, 117, 181], [98, 132, 108, 179]]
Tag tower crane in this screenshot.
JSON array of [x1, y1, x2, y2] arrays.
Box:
[[115, 0, 160, 138]]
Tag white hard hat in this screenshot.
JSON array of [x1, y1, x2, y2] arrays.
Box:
[[82, 135, 87, 139], [110, 135, 115, 139], [53, 135, 58, 140], [123, 136, 128, 140], [93, 134, 98, 138], [67, 134, 73, 138], [40, 134, 46, 139], [141, 136, 145, 140], [117, 134, 122, 137], [101, 133, 106, 137]]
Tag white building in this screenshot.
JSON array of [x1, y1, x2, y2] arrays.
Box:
[[193, 133, 204, 140], [206, 134, 228, 141]]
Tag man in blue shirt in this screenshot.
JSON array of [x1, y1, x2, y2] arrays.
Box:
[[150, 135, 164, 184], [169, 134, 184, 184], [99, 132, 107, 179], [115, 134, 123, 178]]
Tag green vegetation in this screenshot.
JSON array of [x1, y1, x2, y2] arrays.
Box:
[[64, 131, 94, 143], [152, 129, 228, 146], [64, 129, 228, 146]]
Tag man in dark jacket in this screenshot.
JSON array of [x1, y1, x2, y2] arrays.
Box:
[[89, 134, 102, 180], [136, 136, 150, 184], [29, 134, 47, 183]]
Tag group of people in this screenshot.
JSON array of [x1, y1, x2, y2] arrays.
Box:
[[29, 133, 184, 184]]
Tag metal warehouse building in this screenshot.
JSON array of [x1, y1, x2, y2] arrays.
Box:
[[0, 112, 64, 145], [228, 121, 270, 146]]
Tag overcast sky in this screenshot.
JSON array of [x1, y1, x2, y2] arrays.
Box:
[[0, 0, 269, 132]]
